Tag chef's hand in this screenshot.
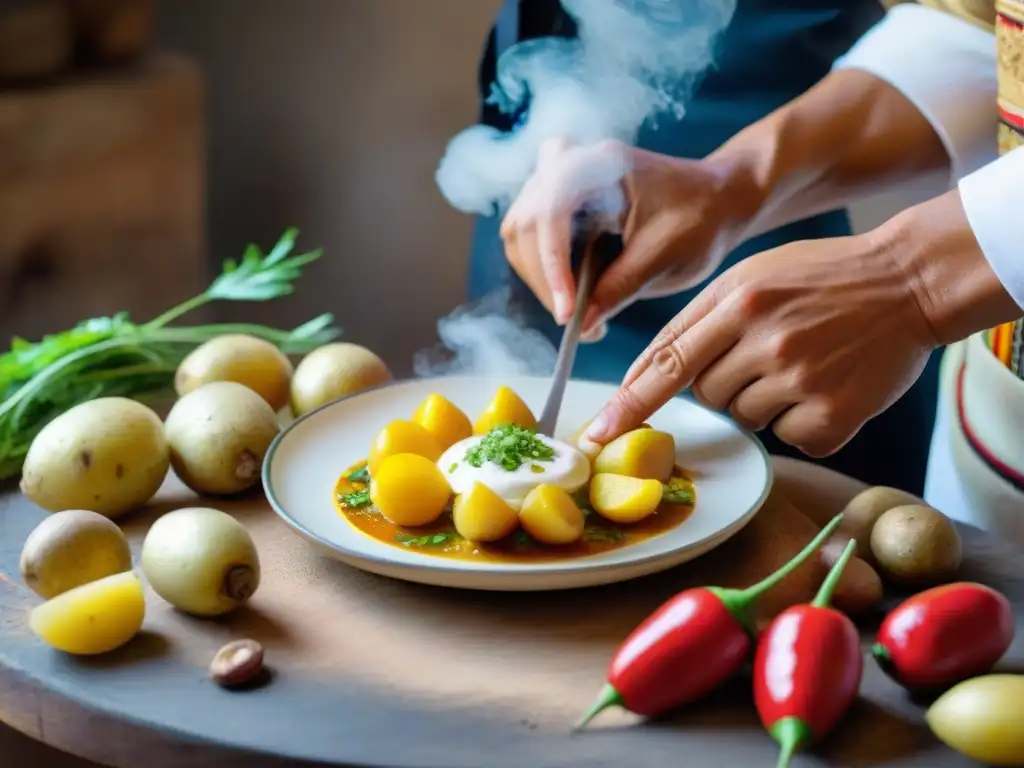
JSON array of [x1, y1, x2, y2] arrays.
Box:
[[579, 225, 941, 458], [499, 137, 760, 339]]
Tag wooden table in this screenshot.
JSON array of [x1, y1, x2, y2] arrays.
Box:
[[1, 458, 1022, 768]]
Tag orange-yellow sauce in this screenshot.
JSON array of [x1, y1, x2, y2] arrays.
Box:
[[333, 460, 695, 562]]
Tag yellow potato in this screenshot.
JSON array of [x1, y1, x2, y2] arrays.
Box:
[[413, 393, 473, 450], [368, 420, 443, 476], [290, 343, 391, 417], [594, 428, 675, 483], [519, 484, 585, 545], [926, 674, 1024, 766], [174, 334, 293, 412], [589, 473, 663, 524], [29, 571, 145, 655], [371, 453, 451, 527], [474, 386, 536, 434], [453, 482, 519, 542]]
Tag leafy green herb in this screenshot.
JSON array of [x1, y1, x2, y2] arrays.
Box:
[[464, 423, 555, 472], [448, 463, 458, 473], [572, 490, 594, 517], [530, 464, 545, 474], [346, 466, 370, 484], [584, 527, 626, 543], [0, 229, 341, 480], [395, 531, 460, 548], [338, 489, 371, 508], [512, 529, 535, 548], [662, 481, 695, 505]]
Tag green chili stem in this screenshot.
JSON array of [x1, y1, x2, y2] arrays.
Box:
[[735, 513, 844, 604], [811, 538, 857, 609]]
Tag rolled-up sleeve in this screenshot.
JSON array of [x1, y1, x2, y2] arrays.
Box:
[[833, 4, 999, 185], [959, 147, 1024, 310]]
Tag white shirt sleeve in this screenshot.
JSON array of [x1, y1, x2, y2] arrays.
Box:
[[959, 147, 1024, 311], [832, 4, 999, 185]]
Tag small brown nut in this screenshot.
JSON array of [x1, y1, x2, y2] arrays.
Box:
[[210, 639, 264, 688]]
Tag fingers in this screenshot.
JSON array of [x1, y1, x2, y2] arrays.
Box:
[[502, 138, 631, 326], [534, 138, 575, 322], [772, 397, 858, 458], [690, 349, 760, 411], [620, 278, 723, 391], [584, 303, 738, 444], [728, 378, 797, 432]]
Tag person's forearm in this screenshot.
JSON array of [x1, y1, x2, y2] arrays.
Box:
[[699, 3, 998, 245], [707, 68, 950, 241]]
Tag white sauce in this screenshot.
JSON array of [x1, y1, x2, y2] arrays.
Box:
[[438, 434, 591, 510]]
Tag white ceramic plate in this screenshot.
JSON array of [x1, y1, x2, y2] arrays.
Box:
[[263, 375, 772, 591]]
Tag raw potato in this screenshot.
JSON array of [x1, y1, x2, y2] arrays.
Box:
[[367, 419, 443, 476], [370, 453, 451, 527], [871, 504, 963, 586], [164, 382, 280, 496], [836, 486, 922, 565], [141, 506, 260, 617], [519, 484, 585, 545], [594, 428, 675, 483], [926, 674, 1024, 766], [474, 386, 537, 435], [20, 509, 132, 599], [413, 393, 473, 451], [589, 473, 663, 524], [290, 343, 391, 417], [20, 397, 169, 518], [175, 334, 293, 412], [30, 571, 145, 655], [453, 482, 519, 542]]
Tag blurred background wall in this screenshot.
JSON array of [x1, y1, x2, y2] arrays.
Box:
[[155, 0, 502, 376]]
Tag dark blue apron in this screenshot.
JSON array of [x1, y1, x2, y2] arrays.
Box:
[[466, 0, 941, 494]]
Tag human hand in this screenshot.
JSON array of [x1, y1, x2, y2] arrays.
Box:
[[499, 138, 761, 338], [579, 229, 941, 458]]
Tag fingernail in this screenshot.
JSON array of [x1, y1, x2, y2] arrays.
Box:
[[553, 293, 570, 324], [583, 411, 609, 443]]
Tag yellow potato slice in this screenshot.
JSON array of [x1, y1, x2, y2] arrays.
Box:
[[371, 453, 451, 527], [519, 484, 585, 545], [368, 419, 443, 476], [589, 473, 663, 524], [453, 482, 519, 542], [413, 393, 473, 450], [29, 571, 145, 655], [474, 386, 537, 434], [594, 428, 675, 483]]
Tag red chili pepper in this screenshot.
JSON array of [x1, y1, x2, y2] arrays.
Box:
[[753, 539, 863, 768], [573, 513, 845, 730], [873, 582, 1014, 690]]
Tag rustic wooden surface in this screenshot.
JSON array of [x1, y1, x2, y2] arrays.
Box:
[[0, 457, 1022, 767], [0, 50, 206, 342]]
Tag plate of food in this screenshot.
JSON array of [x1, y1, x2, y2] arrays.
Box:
[[263, 375, 772, 590]]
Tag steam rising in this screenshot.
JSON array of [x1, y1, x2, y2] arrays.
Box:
[[420, 0, 737, 378], [413, 288, 557, 378], [437, 0, 737, 216]]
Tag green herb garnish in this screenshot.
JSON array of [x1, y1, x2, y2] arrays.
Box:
[[530, 464, 545, 473], [464, 423, 555, 472], [346, 465, 370, 484], [396, 532, 460, 548], [584, 527, 626, 543], [0, 228, 341, 480], [448, 463, 458, 473], [338, 489, 371, 508], [512, 529, 535, 548], [662, 481, 695, 505]]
